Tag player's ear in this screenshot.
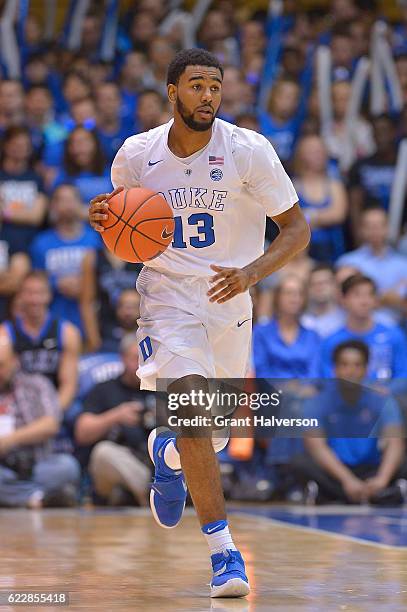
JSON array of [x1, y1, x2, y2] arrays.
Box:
[[167, 84, 176, 103]]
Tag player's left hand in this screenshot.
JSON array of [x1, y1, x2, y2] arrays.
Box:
[[208, 265, 251, 303]]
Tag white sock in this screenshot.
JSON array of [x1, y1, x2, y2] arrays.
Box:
[[163, 435, 228, 471], [202, 520, 237, 554]]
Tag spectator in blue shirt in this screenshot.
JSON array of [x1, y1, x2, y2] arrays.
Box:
[[95, 82, 133, 164], [294, 134, 348, 262], [252, 275, 320, 480], [30, 184, 100, 333], [253, 275, 321, 379], [320, 274, 407, 392], [118, 51, 149, 121], [293, 340, 406, 505], [258, 78, 304, 164], [336, 207, 407, 324], [50, 126, 112, 205]]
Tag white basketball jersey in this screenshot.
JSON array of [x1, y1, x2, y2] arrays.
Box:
[[112, 118, 297, 277]]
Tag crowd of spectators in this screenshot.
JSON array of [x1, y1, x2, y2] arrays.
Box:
[[0, 0, 406, 508]]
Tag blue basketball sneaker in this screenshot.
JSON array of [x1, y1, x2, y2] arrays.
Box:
[[148, 428, 187, 529], [210, 549, 250, 598]]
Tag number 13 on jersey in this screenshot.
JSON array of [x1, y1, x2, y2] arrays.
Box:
[[172, 213, 215, 249]]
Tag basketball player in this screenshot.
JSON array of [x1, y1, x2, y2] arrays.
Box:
[[89, 49, 310, 598]]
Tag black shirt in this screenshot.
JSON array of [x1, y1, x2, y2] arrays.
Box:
[[0, 168, 45, 254], [347, 153, 397, 211], [6, 314, 62, 387], [80, 375, 155, 467]]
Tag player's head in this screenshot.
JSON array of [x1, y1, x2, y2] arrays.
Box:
[[166, 48, 223, 132], [333, 339, 369, 382]]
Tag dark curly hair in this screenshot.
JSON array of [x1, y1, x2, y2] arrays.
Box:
[[333, 340, 369, 366], [166, 48, 224, 86]]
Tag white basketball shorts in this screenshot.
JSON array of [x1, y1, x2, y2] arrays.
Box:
[[135, 266, 253, 391]]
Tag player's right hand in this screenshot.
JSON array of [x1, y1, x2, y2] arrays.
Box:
[[89, 185, 124, 233]]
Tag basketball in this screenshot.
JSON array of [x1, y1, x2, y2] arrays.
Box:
[[101, 188, 174, 263]]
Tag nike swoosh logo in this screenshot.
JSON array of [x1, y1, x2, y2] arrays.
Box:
[[237, 318, 252, 328], [213, 564, 227, 577], [148, 160, 163, 166], [161, 227, 173, 239], [44, 339, 57, 348], [182, 480, 187, 492], [206, 524, 223, 533]]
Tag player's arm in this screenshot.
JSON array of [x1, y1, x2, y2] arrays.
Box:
[[209, 137, 310, 303], [209, 204, 310, 303], [57, 321, 81, 411]]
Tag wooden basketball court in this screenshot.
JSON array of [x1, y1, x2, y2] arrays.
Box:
[[1, 507, 407, 611]]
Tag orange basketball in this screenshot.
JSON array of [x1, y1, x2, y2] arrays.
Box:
[[101, 188, 174, 263]]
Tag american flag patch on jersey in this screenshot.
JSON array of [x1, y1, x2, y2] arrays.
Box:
[[209, 155, 224, 165]]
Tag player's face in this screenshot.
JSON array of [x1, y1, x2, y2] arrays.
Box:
[[171, 65, 222, 132]]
